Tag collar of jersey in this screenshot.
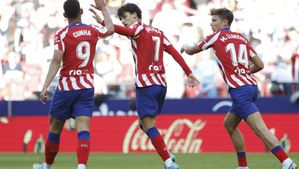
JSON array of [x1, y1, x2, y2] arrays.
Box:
[[68, 22, 84, 29], [221, 27, 231, 32], [131, 21, 141, 27]]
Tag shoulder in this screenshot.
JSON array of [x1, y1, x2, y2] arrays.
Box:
[[89, 24, 101, 30], [231, 31, 251, 44], [143, 24, 164, 36], [87, 24, 108, 34], [55, 26, 69, 36], [132, 22, 150, 33], [238, 32, 250, 43], [151, 25, 163, 34], [129, 22, 146, 37], [207, 31, 222, 40], [203, 31, 222, 44], [132, 22, 142, 29]]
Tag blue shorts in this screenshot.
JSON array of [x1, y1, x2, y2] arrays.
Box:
[[49, 88, 94, 120], [136, 85, 167, 119], [228, 85, 259, 120]]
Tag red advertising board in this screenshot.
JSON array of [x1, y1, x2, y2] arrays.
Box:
[[0, 114, 298, 153]]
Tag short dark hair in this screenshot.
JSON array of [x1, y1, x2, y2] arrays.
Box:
[[63, 0, 81, 19], [117, 3, 142, 19], [210, 8, 234, 26]]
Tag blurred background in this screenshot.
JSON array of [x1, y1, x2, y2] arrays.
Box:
[[1, 0, 299, 101]]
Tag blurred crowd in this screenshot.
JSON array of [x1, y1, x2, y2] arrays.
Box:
[[0, 0, 299, 101]]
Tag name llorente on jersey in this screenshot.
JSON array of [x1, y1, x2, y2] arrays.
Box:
[[220, 33, 247, 43], [73, 30, 91, 38]]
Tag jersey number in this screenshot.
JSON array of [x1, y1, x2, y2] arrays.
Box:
[[152, 36, 161, 62], [226, 43, 249, 68], [76, 41, 91, 67]]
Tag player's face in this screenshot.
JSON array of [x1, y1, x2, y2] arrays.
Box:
[[120, 12, 138, 27], [210, 15, 225, 32]]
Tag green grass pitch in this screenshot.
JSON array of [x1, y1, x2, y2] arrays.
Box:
[[0, 153, 298, 169]]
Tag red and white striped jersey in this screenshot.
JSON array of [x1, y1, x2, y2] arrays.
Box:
[[197, 28, 257, 88], [54, 22, 108, 91], [114, 22, 192, 87]]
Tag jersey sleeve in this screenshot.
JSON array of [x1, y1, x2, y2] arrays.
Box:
[[114, 23, 143, 38], [54, 30, 64, 52], [248, 43, 257, 58], [163, 35, 192, 75], [197, 32, 220, 51], [91, 24, 109, 37]]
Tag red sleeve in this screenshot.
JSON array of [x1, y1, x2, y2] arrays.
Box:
[[114, 25, 135, 37], [248, 43, 257, 58], [197, 33, 217, 50], [100, 21, 135, 37], [54, 28, 66, 51], [164, 43, 192, 76], [91, 25, 109, 37]]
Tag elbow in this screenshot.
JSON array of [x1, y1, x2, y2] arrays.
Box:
[[107, 26, 115, 36], [258, 62, 264, 71], [52, 59, 61, 66], [185, 50, 192, 55], [185, 50, 195, 55]]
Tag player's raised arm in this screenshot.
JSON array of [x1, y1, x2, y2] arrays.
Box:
[[163, 37, 199, 87], [92, 0, 114, 35], [90, 5, 135, 37], [89, 7, 103, 24]]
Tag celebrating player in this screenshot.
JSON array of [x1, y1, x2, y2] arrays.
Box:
[[181, 8, 297, 169], [90, 3, 199, 169], [33, 0, 114, 169]]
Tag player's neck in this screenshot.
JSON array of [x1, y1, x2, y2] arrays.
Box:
[[68, 18, 81, 25]]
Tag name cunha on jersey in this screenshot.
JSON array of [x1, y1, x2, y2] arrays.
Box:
[[73, 30, 91, 38]]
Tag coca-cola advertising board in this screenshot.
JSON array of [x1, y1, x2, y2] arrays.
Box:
[[0, 114, 298, 153]]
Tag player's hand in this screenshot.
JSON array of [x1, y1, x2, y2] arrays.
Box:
[[40, 88, 48, 104], [186, 73, 200, 88], [180, 44, 190, 54], [89, 7, 103, 24], [180, 45, 186, 54], [92, 0, 107, 11]]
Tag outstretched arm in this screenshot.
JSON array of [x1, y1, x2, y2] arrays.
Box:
[[91, 0, 114, 35], [180, 44, 202, 55], [164, 44, 199, 87], [165, 44, 192, 75]]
